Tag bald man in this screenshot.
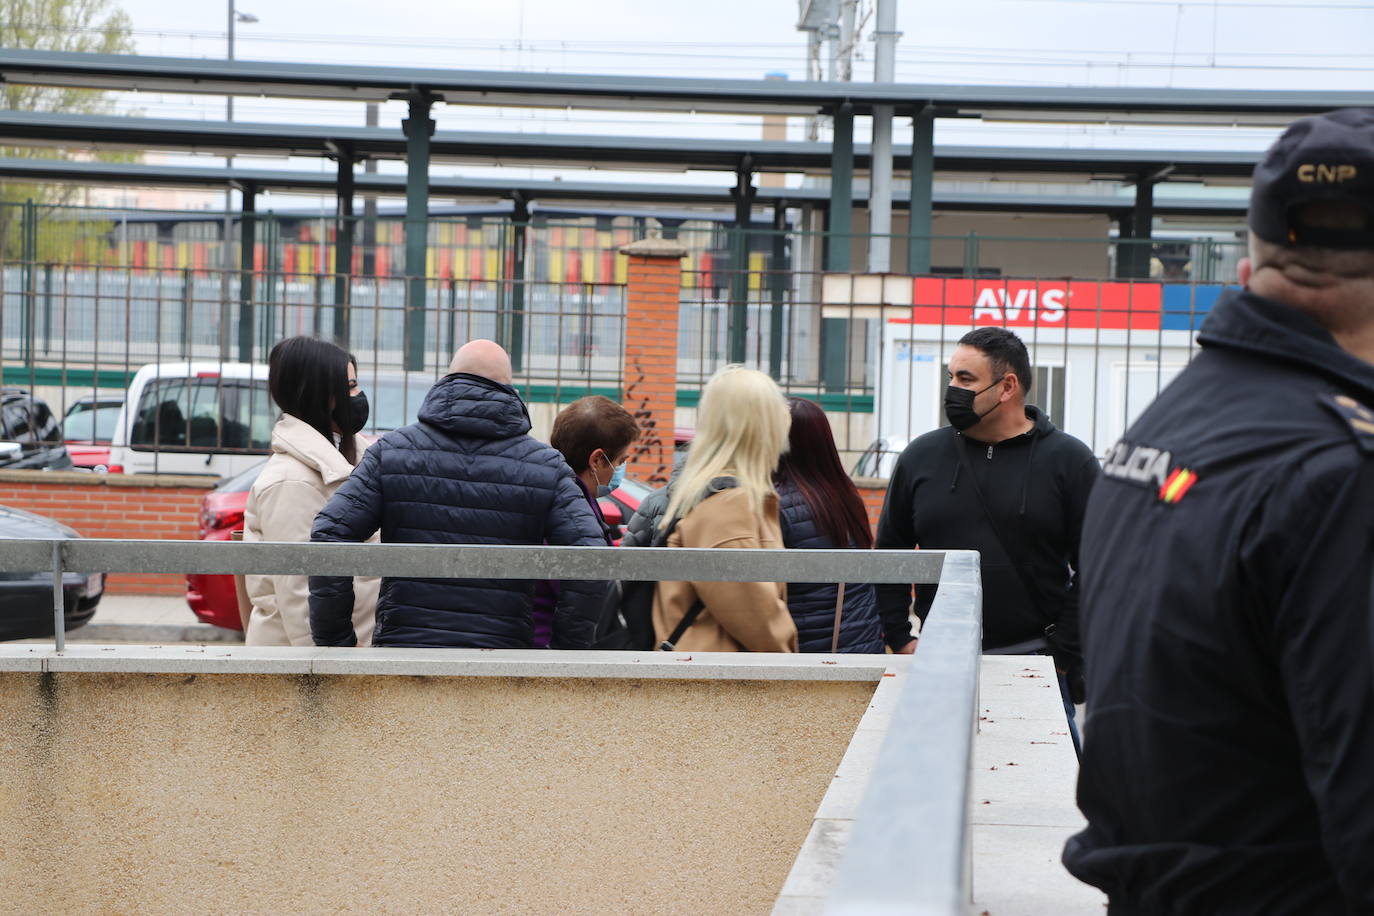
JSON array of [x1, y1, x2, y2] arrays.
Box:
[[309, 340, 609, 649], [449, 338, 513, 385]]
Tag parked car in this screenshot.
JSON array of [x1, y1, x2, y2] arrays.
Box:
[[185, 460, 263, 629], [189, 458, 656, 630], [0, 504, 104, 640], [0, 388, 73, 471], [850, 436, 912, 480], [62, 394, 123, 472], [108, 362, 437, 478]]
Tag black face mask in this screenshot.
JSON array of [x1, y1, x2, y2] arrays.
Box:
[[345, 391, 369, 436], [944, 377, 1004, 431]]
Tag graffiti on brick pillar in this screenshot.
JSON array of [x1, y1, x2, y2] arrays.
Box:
[[624, 361, 670, 486]]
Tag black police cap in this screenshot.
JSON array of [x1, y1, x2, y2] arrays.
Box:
[[1249, 107, 1374, 250]]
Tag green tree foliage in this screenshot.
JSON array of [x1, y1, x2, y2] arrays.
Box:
[[0, 0, 136, 261]]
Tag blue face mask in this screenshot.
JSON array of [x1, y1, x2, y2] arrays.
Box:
[[595, 451, 626, 497]]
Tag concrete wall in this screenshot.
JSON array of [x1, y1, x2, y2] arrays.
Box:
[[0, 658, 875, 915]]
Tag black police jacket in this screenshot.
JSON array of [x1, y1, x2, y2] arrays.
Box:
[[1063, 288, 1374, 914], [308, 372, 609, 649]]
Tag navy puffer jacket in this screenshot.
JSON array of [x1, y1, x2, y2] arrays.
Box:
[[776, 480, 885, 653], [309, 372, 609, 649]]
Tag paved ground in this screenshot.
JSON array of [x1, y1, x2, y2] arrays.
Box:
[[64, 593, 242, 644]]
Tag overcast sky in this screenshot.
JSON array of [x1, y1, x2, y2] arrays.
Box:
[[100, 0, 1374, 195]]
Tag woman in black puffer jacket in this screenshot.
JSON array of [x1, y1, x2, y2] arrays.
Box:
[[774, 397, 885, 653]]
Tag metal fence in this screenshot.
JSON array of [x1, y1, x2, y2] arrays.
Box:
[[0, 200, 1251, 461], [0, 536, 982, 913]]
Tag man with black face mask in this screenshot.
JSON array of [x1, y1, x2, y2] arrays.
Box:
[[874, 327, 1099, 745]]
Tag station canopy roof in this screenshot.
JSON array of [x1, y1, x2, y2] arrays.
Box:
[[0, 110, 1266, 184], [0, 49, 1371, 123], [0, 156, 1247, 218]]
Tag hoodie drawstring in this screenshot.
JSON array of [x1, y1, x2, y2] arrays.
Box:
[[1019, 433, 1039, 516]]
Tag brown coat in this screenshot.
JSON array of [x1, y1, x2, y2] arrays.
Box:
[[652, 487, 798, 653]]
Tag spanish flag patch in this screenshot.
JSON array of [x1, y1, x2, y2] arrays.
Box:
[[1158, 467, 1198, 504]]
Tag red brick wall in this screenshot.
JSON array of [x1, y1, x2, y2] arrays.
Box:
[[621, 239, 687, 488], [856, 481, 888, 534], [0, 470, 213, 595]]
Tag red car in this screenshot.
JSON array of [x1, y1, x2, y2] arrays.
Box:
[[61, 395, 123, 472], [188, 461, 658, 630], [185, 462, 261, 629]]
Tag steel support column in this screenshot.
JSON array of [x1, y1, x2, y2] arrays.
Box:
[[728, 155, 755, 364], [236, 183, 257, 364], [827, 103, 855, 272], [333, 144, 355, 346], [1130, 173, 1155, 280], [401, 90, 437, 371], [509, 193, 529, 372], [769, 200, 788, 380], [823, 102, 855, 393], [907, 103, 935, 274], [1113, 210, 1134, 279]]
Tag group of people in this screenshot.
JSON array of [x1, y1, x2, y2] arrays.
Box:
[[238, 108, 1374, 913], [239, 338, 907, 656]]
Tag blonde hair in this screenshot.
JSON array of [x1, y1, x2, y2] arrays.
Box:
[[662, 366, 791, 527]]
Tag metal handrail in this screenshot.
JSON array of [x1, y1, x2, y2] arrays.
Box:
[[824, 549, 983, 916], [0, 538, 945, 581], [0, 537, 949, 649]]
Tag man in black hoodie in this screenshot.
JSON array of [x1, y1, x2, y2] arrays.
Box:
[[875, 327, 1100, 724], [1064, 109, 1374, 913]]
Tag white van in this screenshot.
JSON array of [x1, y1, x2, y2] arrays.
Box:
[[108, 361, 436, 478]]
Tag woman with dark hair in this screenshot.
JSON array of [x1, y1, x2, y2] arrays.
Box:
[[243, 336, 379, 646], [774, 397, 885, 653]]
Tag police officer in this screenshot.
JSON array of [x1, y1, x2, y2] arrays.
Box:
[[1064, 109, 1374, 913]]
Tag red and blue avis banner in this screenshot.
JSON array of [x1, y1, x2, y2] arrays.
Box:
[[908, 277, 1165, 330]]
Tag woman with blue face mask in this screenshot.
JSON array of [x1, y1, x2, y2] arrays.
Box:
[[532, 396, 640, 648]]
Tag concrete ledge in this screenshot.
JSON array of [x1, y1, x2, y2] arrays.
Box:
[[0, 468, 219, 488], [67, 621, 244, 644], [0, 645, 902, 681], [773, 656, 1102, 915]]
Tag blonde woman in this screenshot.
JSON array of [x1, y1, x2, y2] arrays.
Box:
[[652, 366, 798, 653]]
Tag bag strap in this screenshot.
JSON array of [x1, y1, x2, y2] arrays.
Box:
[[829, 582, 846, 653], [659, 598, 706, 651], [657, 477, 738, 651], [953, 435, 1056, 635]]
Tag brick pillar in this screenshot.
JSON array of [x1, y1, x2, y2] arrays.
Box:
[[620, 236, 687, 487]]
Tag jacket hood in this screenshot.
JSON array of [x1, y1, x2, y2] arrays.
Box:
[[1199, 287, 1374, 403], [1026, 403, 1056, 436], [271, 414, 358, 485], [417, 372, 532, 440]]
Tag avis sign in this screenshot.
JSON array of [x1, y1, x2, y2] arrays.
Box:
[[908, 277, 1163, 330]]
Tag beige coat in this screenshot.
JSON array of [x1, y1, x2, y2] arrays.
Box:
[[652, 487, 798, 653], [243, 415, 379, 647]]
